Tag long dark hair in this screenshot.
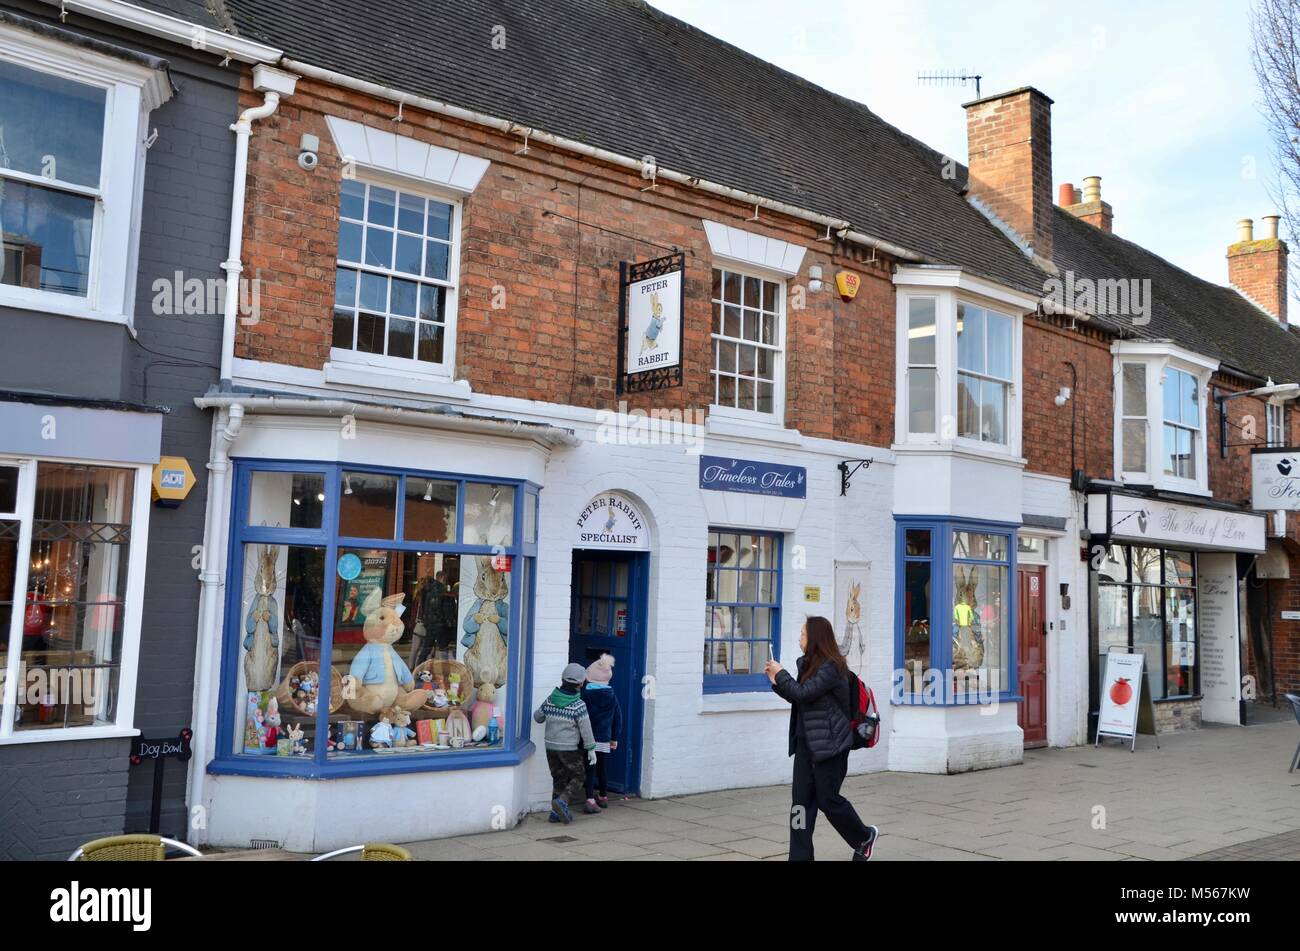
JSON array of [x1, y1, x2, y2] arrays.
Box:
[[799, 616, 848, 682]]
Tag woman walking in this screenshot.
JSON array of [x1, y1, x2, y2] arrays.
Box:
[[765, 616, 878, 862]]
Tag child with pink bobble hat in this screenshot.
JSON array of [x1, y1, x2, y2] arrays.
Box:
[[580, 653, 623, 808]]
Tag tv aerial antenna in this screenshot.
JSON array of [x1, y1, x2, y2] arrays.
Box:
[[917, 69, 983, 99]]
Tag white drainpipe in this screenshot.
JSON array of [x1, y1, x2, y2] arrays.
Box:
[[187, 403, 244, 841], [220, 65, 299, 383]]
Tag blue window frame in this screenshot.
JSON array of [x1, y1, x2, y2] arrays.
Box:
[[209, 459, 538, 779], [893, 517, 1019, 704], [704, 529, 782, 693]]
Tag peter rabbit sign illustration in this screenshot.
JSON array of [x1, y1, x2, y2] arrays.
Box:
[[620, 252, 684, 391]]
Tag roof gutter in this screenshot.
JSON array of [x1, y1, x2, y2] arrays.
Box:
[[53, 0, 282, 63], [280, 57, 924, 264], [193, 393, 581, 448]]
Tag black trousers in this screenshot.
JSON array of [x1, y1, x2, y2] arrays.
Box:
[[789, 741, 871, 861], [584, 750, 609, 798]]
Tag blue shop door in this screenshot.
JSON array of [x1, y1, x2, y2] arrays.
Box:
[[569, 549, 647, 795]]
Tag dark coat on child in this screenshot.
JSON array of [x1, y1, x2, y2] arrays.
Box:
[[580, 684, 622, 744]]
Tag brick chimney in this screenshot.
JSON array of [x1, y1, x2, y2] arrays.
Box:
[[1228, 216, 1288, 323], [964, 87, 1054, 262], [1059, 176, 1113, 233]]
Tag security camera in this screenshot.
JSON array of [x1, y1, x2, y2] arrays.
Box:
[[298, 133, 320, 171], [1054, 386, 1072, 407]]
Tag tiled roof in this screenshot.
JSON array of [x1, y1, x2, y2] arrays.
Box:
[[1051, 209, 1300, 383], [210, 0, 1048, 295], [124, 0, 1300, 384]]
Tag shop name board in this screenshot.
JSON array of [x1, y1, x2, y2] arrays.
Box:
[[1093, 493, 1265, 553], [575, 493, 649, 550], [1251, 448, 1300, 511], [699, 455, 806, 499]]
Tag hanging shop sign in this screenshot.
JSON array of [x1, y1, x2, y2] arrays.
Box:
[[151, 455, 196, 506], [575, 492, 650, 550], [1086, 491, 1265, 553], [1096, 651, 1158, 751], [619, 252, 684, 393], [699, 455, 807, 499], [1250, 447, 1300, 511]]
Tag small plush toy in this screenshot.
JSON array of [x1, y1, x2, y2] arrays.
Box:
[[263, 697, 281, 751], [389, 707, 416, 747], [470, 681, 497, 735], [369, 712, 394, 749], [286, 722, 307, 755]]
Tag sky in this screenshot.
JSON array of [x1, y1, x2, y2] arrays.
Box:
[[648, 0, 1278, 287]]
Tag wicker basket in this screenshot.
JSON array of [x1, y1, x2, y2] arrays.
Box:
[[410, 658, 474, 717], [276, 661, 345, 716]]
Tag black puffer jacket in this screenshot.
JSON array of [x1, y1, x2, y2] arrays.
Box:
[[772, 656, 852, 763]]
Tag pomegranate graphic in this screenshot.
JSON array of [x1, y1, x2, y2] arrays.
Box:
[[1109, 677, 1133, 706]]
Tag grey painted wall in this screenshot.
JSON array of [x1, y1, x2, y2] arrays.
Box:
[[0, 0, 238, 859]]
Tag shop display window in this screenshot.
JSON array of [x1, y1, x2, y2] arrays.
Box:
[[1, 462, 139, 732], [220, 463, 536, 774], [895, 518, 1017, 702], [704, 530, 782, 692], [1094, 543, 1197, 701]]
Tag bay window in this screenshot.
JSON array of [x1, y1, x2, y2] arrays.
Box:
[[894, 518, 1017, 702], [0, 25, 170, 323], [1112, 344, 1214, 492], [215, 462, 537, 777], [894, 271, 1026, 454], [0, 459, 150, 740]]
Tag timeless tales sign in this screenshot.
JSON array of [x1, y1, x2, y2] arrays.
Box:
[[699, 455, 807, 499]]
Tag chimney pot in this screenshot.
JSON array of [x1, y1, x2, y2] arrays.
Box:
[[1058, 183, 1075, 206], [1082, 175, 1102, 204], [1238, 218, 1255, 243], [1262, 215, 1281, 240]]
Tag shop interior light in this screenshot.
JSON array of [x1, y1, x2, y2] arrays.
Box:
[[316, 492, 325, 502], [344, 475, 353, 495], [424, 480, 433, 502], [489, 487, 501, 507]]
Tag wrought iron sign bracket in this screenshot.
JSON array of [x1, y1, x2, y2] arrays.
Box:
[[838, 459, 872, 496]]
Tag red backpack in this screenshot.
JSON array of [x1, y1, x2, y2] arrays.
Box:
[[846, 670, 881, 750]]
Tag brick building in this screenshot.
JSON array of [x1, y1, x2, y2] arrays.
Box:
[[6, 0, 1297, 854]]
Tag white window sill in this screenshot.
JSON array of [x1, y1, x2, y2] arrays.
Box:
[[700, 692, 789, 714], [0, 725, 139, 746], [706, 412, 801, 446], [323, 359, 473, 401], [0, 289, 130, 329], [891, 441, 1026, 467], [1119, 476, 1211, 498]]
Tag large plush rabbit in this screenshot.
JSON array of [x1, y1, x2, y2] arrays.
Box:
[[242, 546, 280, 691], [345, 589, 430, 715], [461, 556, 509, 689]]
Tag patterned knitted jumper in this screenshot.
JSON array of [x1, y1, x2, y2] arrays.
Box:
[[533, 687, 596, 752]]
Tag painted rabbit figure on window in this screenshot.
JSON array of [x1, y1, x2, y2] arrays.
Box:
[[242, 545, 282, 692], [462, 556, 509, 689]]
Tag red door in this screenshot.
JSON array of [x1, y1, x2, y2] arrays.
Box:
[[1017, 565, 1047, 747]]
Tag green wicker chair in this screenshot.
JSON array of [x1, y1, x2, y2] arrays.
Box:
[[311, 842, 412, 861], [68, 834, 203, 861]]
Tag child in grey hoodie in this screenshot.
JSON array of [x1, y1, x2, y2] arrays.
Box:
[[534, 662, 598, 822]]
